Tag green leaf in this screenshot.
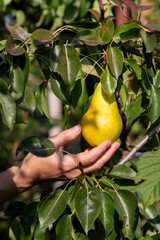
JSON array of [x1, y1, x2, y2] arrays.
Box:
[[107, 46, 123, 79], [19, 136, 58, 157], [108, 165, 136, 180], [70, 20, 99, 29], [23, 52, 30, 84], [5, 35, 24, 56], [5, 201, 26, 219], [58, 46, 81, 90], [49, 42, 62, 73], [138, 201, 160, 231], [76, 29, 102, 46], [75, 187, 103, 234], [98, 20, 114, 45], [81, 58, 99, 78], [126, 59, 142, 79], [100, 69, 117, 97], [98, 192, 114, 236], [38, 188, 69, 227], [31, 28, 53, 45], [20, 202, 38, 239], [17, 86, 36, 114], [9, 65, 24, 100], [140, 29, 157, 53], [153, 70, 160, 87], [0, 92, 16, 131], [113, 23, 140, 41], [50, 74, 70, 104], [149, 85, 160, 124], [71, 78, 88, 117], [56, 215, 72, 240], [0, 78, 8, 92], [114, 190, 139, 239], [135, 149, 160, 207], [33, 223, 46, 240], [35, 84, 43, 115], [64, 3, 79, 24], [7, 25, 29, 42], [41, 82, 50, 119]]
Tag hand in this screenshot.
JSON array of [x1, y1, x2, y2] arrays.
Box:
[[19, 125, 120, 186]]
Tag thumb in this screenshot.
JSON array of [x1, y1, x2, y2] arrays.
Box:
[[49, 125, 81, 148]]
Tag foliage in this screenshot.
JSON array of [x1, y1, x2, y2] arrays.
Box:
[[1, 0, 160, 239]]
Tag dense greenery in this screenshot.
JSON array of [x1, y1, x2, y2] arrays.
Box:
[[1, 0, 160, 239]]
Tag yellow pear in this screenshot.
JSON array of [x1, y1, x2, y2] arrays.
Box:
[[81, 82, 123, 146]]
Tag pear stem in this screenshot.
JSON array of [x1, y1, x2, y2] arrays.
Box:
[[118, 123, 160, 165]]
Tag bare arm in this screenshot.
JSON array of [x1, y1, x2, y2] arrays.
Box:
[[0, 125, 120, 205]]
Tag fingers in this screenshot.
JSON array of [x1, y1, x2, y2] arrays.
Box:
[[49, 125, 81, 148], [83, 142, 120, 173], [76, 140, 112, 167]]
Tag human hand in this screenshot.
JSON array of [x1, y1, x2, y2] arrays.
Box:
[[18, 125, 120, 188]]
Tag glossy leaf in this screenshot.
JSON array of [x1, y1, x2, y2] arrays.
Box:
[[153, 69, 160, 87], [50, 74, 70, 104], [35, 84, 43, 115], [0, 78, 8, 93], [6, 35, 24, 56], [135, 149, 160, 207], [75, 187, 103, 234], [31, 28, 53, 44], [107, 46, 123, 79], [17, 86, 35, 114], [98, 20, 114, 45], [9, 65, 24, 100], [23, 52, 30, 84], [101, 68, 117, 97], [113, 23, 140, 41], [71, 78, 88, 116], [64, 4, 79, 24], [138, 201, 160, 231], [19, 136, 57, 157], [49, 42, 62, 72], [126, 59, 142, 79], [41, 82, 50, 119], [33, 223, 46, 240], [114, 190, 139, 239], [98, 192, 114, 236], [0, 92, 16, 131], [149, 85, 160, 124], [76, 29, 102, 46], [7, 25, 29, 42], [38, 188, 69, 227], [108, 165, 136, 180], [81, 58, 99, 78], [56, 215, 72, 240], [58, 46, 81, 90], [140, 29, 157, 53]]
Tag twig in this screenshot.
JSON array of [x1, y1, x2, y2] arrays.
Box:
[[99, 0, 105, 25], [79, 162, 94, 187], [118, 123, 160, 165]]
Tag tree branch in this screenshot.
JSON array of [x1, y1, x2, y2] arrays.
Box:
[[99, 0, 105, 25], [118, 123, 160, 165]]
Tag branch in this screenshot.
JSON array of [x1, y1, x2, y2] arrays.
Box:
[[118, 123, 160, 165], [99, 0, 105, 25]]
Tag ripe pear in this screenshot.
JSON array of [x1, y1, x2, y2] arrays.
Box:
[[81, 82, 123, 146]]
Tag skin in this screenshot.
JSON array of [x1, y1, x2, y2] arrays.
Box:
[[0, 125, 120, 205]]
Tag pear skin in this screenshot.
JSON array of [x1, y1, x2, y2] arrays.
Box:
[[81, 83, 123, 146]]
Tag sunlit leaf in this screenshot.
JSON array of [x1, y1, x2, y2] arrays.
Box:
[[153, 69, 160, 87], [113, 23, 140, 41], [0, 92, 16, 131], [39, 188, 69, 227], [98, 192, 114, 236], [107, 46, 123, 79], [138, 201, 160, 231], [19, 136, 58, 157], [98, 20, 114, 45], [76, 29, 102, 46], [0, 78, 8, 92], [7, 25, 29, 42], [126, 59, 142, 79], [9, 65, 24, 100], [149, 85, 160, 124], [140, 29, 156, 53], [114, 190, 139, 239], [81, 58, 99, 78], [75, 187, 103, 234], [58, 46, 81, 90], [41, 82, 50, 119], [108, 165, 136, 180], [135, 149, 160, 207], [101, 68, 117, 97]]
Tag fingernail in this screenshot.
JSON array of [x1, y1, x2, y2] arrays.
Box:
[[72, 124, 81, 133]]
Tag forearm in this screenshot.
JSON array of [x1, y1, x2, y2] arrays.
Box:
[[0, 163, 31, 205]]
